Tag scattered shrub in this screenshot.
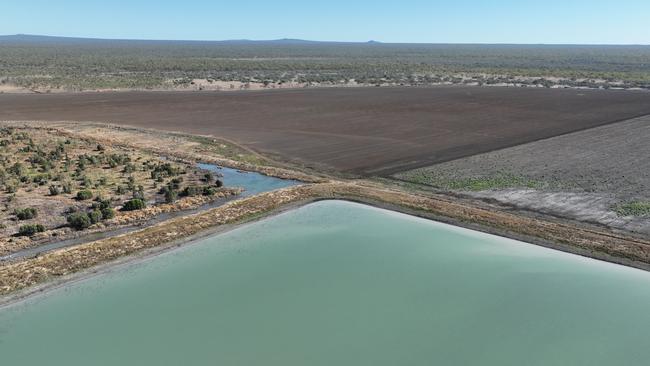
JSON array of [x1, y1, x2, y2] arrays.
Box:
[[62, 181, 73, 194], [151, 163, 180, 178], [168, 177, 183, 190], [15, 207, 38, 220], [126, 176, 136, 190], [67, 212, 92, 230], [164, 189, 178, 203], [123, 163, 136, 173], [181, 185, 203, 197], [122, 198, 146, 211], [92, 198, 112, 210], [18, 224, 45, 236], [5, 183, 17, 193], [88, 210, 103, 224], [76, 190, 93, 200], [8, 162, 24, 175], [100, 207, 116, 219], [49, 185, 60, 196], [202, 187, 217, 196], [32, 173, 50, 185]]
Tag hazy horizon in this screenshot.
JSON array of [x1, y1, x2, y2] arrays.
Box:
[[1, 0, 649, 45], [2, 33, 649, 46]]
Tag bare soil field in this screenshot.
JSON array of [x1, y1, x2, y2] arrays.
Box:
[[396, 115, 650, 234], [1, 87, 649, 175]]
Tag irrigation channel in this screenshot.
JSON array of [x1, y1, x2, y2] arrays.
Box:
[[0, 164, 299, 261], [2, 200, 650, 365]]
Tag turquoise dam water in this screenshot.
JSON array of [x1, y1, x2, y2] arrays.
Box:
[[1, 200, 650, 365]]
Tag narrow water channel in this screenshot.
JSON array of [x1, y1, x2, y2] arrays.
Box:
[[1, 164, 299, 261]]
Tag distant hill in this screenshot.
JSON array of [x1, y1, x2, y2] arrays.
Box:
[[0, 34, 381, 45], [3, 34, 646, 48]]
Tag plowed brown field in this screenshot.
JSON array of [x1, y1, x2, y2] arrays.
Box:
[[1, 86, 649, 175]]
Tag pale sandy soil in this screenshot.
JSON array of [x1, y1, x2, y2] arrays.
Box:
[[397, 115, 650, 235], [0, 84, 33, 93], [464, 189, 650, 235], [0, 79, 364, 94], [0, 73, 636, 94]]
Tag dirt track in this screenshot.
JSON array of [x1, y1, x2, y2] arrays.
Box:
[[1, 87, 649, 175]]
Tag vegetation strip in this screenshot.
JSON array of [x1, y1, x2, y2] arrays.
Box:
[[2, 37, 649, 91], [0, 124, 249, 257], [2, 182, 650, 297], [8, 121, 327, 183]]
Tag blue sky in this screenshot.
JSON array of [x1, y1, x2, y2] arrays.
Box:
[[1, 0, 648, 44]]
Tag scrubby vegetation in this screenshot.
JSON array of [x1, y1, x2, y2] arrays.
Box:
[[398, 171, 545, 191], [75, 190, 93, 200], [66, 212, 92, 230], [121, 198, 146, 211], [18, 224, 45, 236], [1, 37, 648, 91], [14, 207, 38, 220], [0, 126, 234, 238], [66, 197, 118, 229], [615, 201, 650, 218]]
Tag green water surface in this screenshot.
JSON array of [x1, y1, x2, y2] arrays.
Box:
[[1, 200, 649, 365]]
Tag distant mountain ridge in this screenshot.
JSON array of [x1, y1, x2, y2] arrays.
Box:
[[2, 34, 646, 47], [0, 34, 382, 45]]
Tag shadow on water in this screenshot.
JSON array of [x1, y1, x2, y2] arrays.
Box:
[[1, 164, 300, 262]]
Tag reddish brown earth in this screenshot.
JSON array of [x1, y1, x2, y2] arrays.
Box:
[[1, 86, 649, 175]]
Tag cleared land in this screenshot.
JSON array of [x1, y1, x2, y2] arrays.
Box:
[[1, 87, 649, 175], [396, 115, 650, 234]]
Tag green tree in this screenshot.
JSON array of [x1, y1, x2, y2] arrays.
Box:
[[88, 210, 103, 224], [100, 207, 116, 219], [121, 198, 146, 211], [15, 207, 38, 220], [18, 224, 45, 236], [67, 212, 92, 230], [76, 190, 93, 200]]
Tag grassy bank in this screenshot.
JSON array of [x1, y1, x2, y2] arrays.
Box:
[[3, 181, 650, 297]]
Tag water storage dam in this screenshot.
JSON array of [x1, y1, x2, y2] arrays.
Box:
[[1, 200, 649, 365]]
